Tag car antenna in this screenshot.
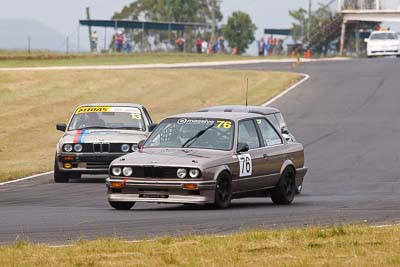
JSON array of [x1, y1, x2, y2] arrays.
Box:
[[245, 78, 249, 107]]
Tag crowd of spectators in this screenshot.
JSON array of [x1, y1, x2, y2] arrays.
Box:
[[257, 35, 284, 56]]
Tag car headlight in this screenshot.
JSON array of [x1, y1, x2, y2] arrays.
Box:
[[112, 167, 122, 176], [64, 144, 73, 152], [121, 144, 130, 153], [74, 144, 83, 152], [131, 144, 138, 151], [122, 167, 133, 176], [177, 168, 187, 179], [189, 169, 200, 178]]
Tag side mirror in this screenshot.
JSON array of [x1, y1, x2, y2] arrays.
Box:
[[364, 38, 369, 43], [148, 123, 158, 132], [138, 139, 146, 152], [56, 123, 67, 132], [237, 142, 249, 153], [281, 126, 289, 135]]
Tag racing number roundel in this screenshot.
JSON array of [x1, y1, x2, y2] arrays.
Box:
[[238, 154, 252, 177]]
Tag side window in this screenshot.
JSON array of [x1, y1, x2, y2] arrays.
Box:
[[256, 119, 283, 146], [266, 114, 279, 130], [275, 112, 287, 129], [142, 108, 153, 124], [238, 120, 261, 150]]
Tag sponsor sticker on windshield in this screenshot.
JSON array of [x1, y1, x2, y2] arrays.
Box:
[[177, 118, 216, 125], [75, 106, 141, 114]]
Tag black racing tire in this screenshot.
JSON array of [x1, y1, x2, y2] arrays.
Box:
[[109, 201, 135, 210], [271, 167, 296, 205], [212, 172, 232, 209], [54, 159, 70, 183]]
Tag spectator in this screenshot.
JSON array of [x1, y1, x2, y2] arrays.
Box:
[[201, 39, 208, 54], [208, 36, 216, 54], [268, 35, 274, 55], [195, 38, 203, 54], [91, 31, 98, 53], [257, 36, 266, 56], [115, 31, 124, 53], [125, 41, 132, 54], [218, 36, 225, 54], [175, 37, 185, 52], [213, 37, 219, 54], [272, 38, 278, 55]]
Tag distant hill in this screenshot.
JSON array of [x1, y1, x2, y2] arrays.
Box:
[[0, 19, 65, 51]]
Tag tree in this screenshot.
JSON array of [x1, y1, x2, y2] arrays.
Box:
[[288, 8, 308, 43], [222, 11, 257, 54], [112, 0, 223, 51]]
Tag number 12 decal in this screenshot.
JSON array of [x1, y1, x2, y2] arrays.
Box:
[[238, 154, 252, 177]]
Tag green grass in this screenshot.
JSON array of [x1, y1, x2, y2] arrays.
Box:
[[0, 51, 290, 68], [0, 224, 399, 266], [0, 69, 300, 182]]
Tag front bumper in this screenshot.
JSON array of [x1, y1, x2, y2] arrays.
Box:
[[106, 178, 216, 204], [57, 153, 125, 174], [368, 49, 400, 56]]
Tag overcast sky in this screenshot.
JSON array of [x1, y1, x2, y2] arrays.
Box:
[[0, 0, 398, 54]]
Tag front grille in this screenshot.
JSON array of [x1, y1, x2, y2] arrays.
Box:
[[93, 143, 110, 153], [132, 166, 178, 178]]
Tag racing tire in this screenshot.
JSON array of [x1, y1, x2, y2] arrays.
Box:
[[271, 167, 296, 205], [109, 201, 135, 210], [54, 159, 70, 183], [212, 172, 232, 209]]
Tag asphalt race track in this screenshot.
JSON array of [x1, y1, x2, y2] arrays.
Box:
[[1, 58, 399, 244]]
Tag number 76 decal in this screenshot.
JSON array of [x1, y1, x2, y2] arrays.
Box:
[[237, 153, 252, 177]]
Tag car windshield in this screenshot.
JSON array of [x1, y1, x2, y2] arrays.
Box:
[[370, 33, 398, 40], [68, 106, 145, 131], [144, 118, 235, 151]]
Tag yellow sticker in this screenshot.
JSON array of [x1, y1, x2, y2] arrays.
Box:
[[217, 120, 232, 129], [131, 113, 142, 120], [75, 106, 110, 114]]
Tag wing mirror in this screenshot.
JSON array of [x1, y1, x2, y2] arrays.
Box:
[[56, 123, 67, 132], [281, 126, 289, 135], [148, 123, 158, 132], [237, 142, 249, 153], [138, 139, 146, 152]]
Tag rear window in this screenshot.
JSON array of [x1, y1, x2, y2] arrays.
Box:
[[370, 33, 398, 40]]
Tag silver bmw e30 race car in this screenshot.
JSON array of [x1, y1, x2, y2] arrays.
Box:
[[54, 103, 157, 183]]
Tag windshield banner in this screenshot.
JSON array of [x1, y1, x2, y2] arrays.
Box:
[[75, 106, 140, 114]]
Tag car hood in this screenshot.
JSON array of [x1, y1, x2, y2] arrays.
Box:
[[113, 148, 232, 168], [61, 129, 147, 144]]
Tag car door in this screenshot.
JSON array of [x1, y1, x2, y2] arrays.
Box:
[[236, 119, 266, 193], [255, 118, 286, 188]]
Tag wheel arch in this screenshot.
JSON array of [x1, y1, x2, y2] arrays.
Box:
[[280, 159, 296, 177], [212, 165, 232, 181]]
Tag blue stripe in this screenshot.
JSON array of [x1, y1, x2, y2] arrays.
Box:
[[79, 130, 88, 143]]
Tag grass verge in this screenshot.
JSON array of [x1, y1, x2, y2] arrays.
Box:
[[1, 224, 399, 266], [0, 69, 300, 182], [0, 52, 290, 68]]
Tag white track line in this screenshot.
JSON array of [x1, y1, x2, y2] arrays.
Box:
[[262, 73, 310, 106], [0, 171, 53, 186], [2, 69, 310, 187], [0, 57, 347, 72], [373, 223, 400, 228]]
